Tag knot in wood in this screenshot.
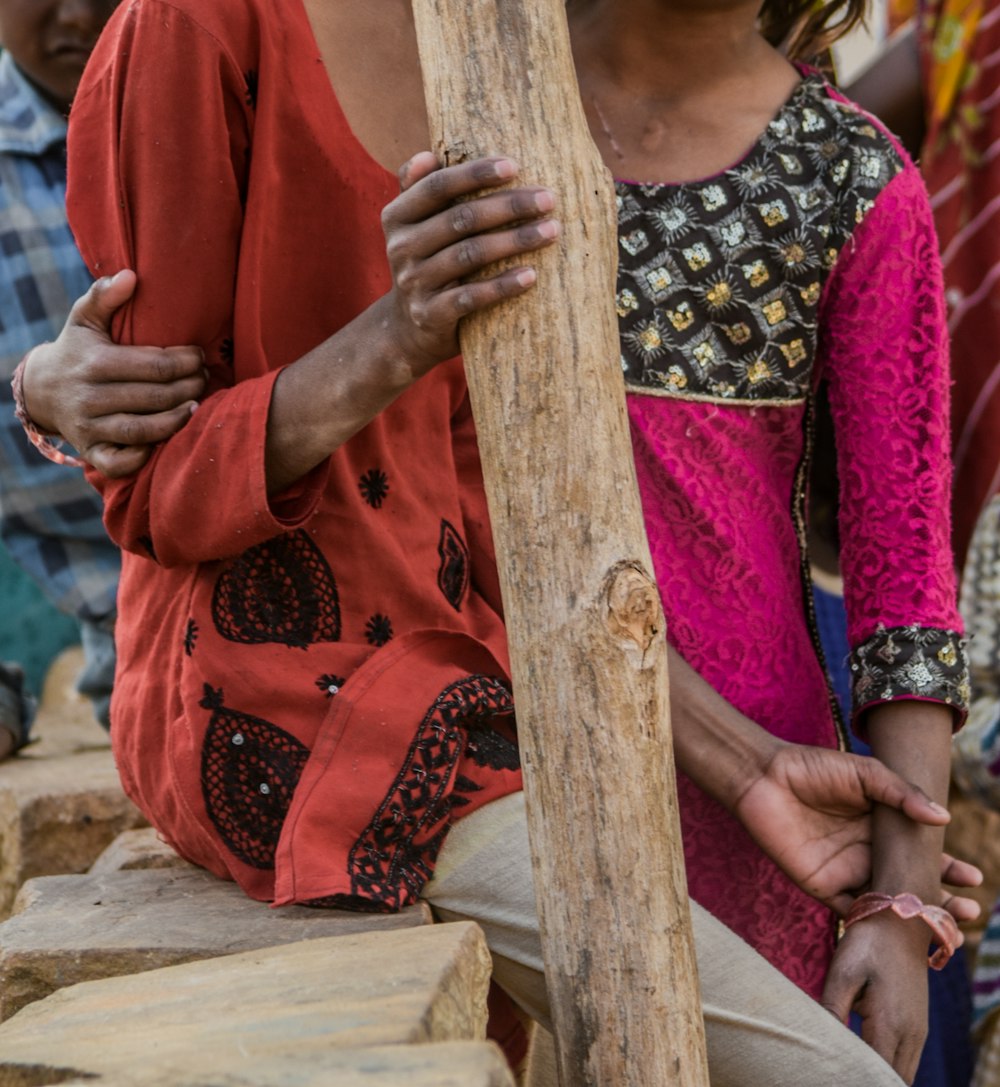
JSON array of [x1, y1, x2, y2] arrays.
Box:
[[604, 562, 661, 652]]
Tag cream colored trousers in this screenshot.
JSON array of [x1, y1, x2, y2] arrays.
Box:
[[423, 791, 904, 1087]]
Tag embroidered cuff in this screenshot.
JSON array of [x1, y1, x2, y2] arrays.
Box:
[[850, 625, 970, 728], [11, 349, 85, 469]]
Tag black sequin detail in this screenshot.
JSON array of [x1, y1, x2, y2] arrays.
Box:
[[212, 530, 341, 649], [199, 685, 310, 869], [184, 619, 199, 657], [315, 673, 346, 699], [340, 674, 515, 909], [365, 613, 393, 647], [359, 468, 389, 509], [437, 520, 470, 612]]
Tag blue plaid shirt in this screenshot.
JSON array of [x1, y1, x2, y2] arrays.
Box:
[[0, 52, 118, 624]]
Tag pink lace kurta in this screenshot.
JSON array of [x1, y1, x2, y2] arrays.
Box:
[[618, 74, 968, 997]]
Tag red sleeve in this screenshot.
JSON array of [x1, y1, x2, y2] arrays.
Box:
[[67, 0, 326, 566]]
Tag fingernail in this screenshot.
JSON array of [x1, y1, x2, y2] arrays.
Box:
[[494, 159, 518, 179], [515, 269, 536, 288], [534, 190, 556, 212], [536, 219, 560, 239], [930, 801, 949, 816]]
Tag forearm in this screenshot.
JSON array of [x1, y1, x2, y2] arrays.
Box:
[[865, 701, 953, 900], [264, 295, 420, 494], [667, 646, 780, 809]]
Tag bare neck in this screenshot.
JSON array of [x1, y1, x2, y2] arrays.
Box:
[[300, 0, 429, 174], [567, 0, 800, 184], [300, 0, 799, 187]]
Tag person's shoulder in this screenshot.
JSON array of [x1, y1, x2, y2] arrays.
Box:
[[810, 73, 913, 177], [98, 0, 281, 60]]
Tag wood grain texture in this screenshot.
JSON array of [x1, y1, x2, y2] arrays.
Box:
[[411, 3, 710, 1084]]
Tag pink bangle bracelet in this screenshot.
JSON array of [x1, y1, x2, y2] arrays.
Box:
[[843, 892, 960, 970], [11, 348, 84, 469]]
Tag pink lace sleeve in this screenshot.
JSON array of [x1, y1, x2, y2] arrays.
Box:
[[818, 161, 969, 727]]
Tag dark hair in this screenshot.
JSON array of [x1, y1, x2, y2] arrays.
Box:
[[759, 1, 868, 60]]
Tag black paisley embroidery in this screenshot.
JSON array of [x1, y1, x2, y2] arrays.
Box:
[[199, 684, 310, 869], [334, 674, 516, 910], [212, 530, 341, 649], [437, 520, 470, 611]]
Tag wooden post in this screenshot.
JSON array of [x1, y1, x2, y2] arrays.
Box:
[[411, 3, 710, 1085]]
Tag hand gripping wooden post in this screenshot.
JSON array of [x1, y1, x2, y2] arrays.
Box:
[[411, 3, 710, 1084]]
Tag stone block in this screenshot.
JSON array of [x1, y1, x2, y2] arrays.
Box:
[[6, 1043, 515, 1087], [88, 828, 191, 875], [0, 649, 148, 920], [0, 753, 145, 921], [0, 924, 498, 1086], [0, 866, 432, 1020]]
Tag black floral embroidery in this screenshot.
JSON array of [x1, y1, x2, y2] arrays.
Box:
[[199, 685, 310, 869], [450, 773, 484, 810], [850, 626, 970, 717], [437, 520, 470, 612], [365, 613, 393, 647], [212, 530, 341, 649], [244, 69, 258, 110], [464, 723, 520, 772], [616, 73, 904, 404], [315, 673, 346, 699], [359, 468, 390, 509], [335, 674, 515, 910], [184, 619, 199, 657]]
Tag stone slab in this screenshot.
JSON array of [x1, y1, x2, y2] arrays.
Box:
[[25, 1043, 515, 1087], [88, 828, 191, 875], [0, 924, 495, 1086], [0, 751, 145, 921], [0, 648, 148, 920], [0, 866, 433, 1021]]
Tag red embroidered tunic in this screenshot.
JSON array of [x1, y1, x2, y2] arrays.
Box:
[[66, 0, 522, 910]]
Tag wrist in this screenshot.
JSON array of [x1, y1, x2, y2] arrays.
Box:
[[17, 345, 58, 434], [11, 350, 83, 468], [668, 647, 781, 810], [844, 892, 959, 969]]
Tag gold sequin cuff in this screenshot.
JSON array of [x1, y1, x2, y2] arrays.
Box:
[[849, 625, 970, 731]]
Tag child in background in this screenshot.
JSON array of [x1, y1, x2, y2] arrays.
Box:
[[0, 0, 192, 750]]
